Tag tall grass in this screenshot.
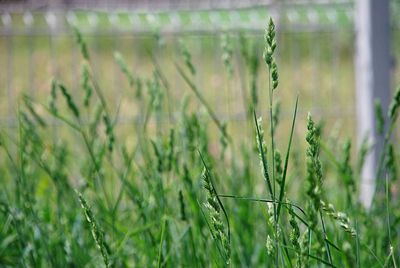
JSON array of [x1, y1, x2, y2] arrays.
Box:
[[0, 17, 399, 267]]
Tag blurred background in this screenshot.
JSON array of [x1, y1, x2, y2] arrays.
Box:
[[0, 0, 358, 126], [0, 0, 399, 200]]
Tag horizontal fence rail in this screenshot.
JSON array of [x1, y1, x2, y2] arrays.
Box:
[[1, 2, 354, 35], [0, 1, 356, 131]]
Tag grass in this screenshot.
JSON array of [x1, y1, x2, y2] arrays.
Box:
[[0, 17, 400, 267]]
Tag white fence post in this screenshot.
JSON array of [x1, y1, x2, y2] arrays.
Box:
[[355, 0, 391, 208]]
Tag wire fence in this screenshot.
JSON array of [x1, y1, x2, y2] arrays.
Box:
[[0, 0, 389, 142]]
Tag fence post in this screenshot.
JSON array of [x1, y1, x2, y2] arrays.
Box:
[[355, 0, 391, 208]]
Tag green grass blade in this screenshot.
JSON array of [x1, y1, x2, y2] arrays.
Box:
[[276, 95, 298, 221], [320, 211, 333, 265], [218, 194, 307, 222], [157, 218, 167, 268]]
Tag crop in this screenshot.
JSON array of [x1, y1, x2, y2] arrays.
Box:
[[0, 17, 399, 267]]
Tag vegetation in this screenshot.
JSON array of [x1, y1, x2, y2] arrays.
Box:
[[0, 17, 399, 267]]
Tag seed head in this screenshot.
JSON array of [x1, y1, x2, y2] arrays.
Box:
[[72, 26, 90, 60], [59, 82, 80, 119], [263, 17, 279, 91]]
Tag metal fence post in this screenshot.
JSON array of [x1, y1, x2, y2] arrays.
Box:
[[355, 0, 391, 208]]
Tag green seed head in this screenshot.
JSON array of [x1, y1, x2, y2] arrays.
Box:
[[72, 26, 90, 60]]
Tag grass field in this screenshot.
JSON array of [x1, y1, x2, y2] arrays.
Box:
[[0, 13, 400, 267]]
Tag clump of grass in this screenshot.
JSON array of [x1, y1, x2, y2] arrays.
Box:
[[2, 16, 400, 268]]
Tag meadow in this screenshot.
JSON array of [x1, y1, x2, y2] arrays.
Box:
[[0, 17, 399, 267]]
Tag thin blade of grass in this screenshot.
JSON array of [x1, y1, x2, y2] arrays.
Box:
[[281, 244, 339, 268], [218, 194, 307, 219], [157, 218, 167, 268], [276, 95, 298, 221], [320, 211, 333, 265], [281, 231, 293, 268]]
